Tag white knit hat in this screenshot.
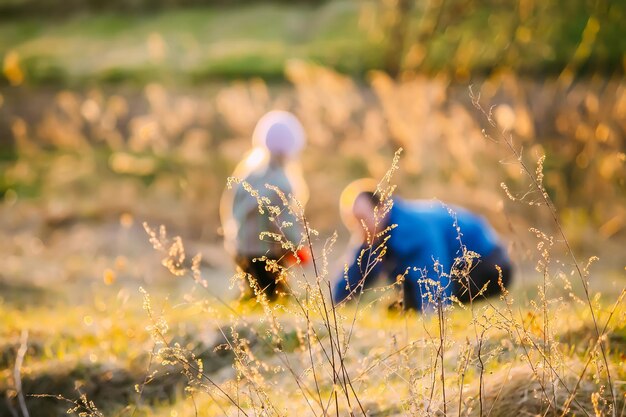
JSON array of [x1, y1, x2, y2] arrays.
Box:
[[252, 111, 306, 157]]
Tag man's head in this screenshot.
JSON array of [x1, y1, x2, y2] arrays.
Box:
[[340, 179, 389, 241]]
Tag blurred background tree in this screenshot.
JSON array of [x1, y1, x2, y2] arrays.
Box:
[[0, 0, 623, 84]]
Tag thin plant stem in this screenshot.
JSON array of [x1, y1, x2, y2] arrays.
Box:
[[471, 88, 617, 415]]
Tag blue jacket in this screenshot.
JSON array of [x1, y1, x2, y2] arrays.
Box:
[[333, 198, 502, 310]]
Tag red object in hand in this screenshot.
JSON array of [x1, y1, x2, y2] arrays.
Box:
[[285, 248, 311, 265], [296, 248, 310, 264]]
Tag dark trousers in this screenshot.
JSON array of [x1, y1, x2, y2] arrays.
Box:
[[453, 245, 513, 303], [235, 256, 287, 301]]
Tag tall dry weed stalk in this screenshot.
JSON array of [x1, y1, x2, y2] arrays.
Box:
[[136, 149, 409, 416], [471, 86, 623, 417]]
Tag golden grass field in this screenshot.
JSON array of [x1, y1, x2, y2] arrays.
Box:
[[1, 63, 625, 416]]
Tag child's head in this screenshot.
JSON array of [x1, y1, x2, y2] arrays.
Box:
[[340, 178, 388, 240], [252, 111, 305, 158]]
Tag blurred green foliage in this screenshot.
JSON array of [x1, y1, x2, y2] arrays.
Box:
[[0, 0, 623, 86], [0, 0, 326, 17]]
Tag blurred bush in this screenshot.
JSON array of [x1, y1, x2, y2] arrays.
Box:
[[0, 0, 623, 85], [0, 0, 326, 18], [372, 0, 625, 77]]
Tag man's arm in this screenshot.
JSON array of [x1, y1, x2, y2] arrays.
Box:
[[403, 239, 453, 312]]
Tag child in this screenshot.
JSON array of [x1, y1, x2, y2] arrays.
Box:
[[334, 179, 513, 311], [220, 111, 308, 301]]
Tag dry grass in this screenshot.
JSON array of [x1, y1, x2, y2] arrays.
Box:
[[466, 360, 625, 417], [1, 64, 625, 416]]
